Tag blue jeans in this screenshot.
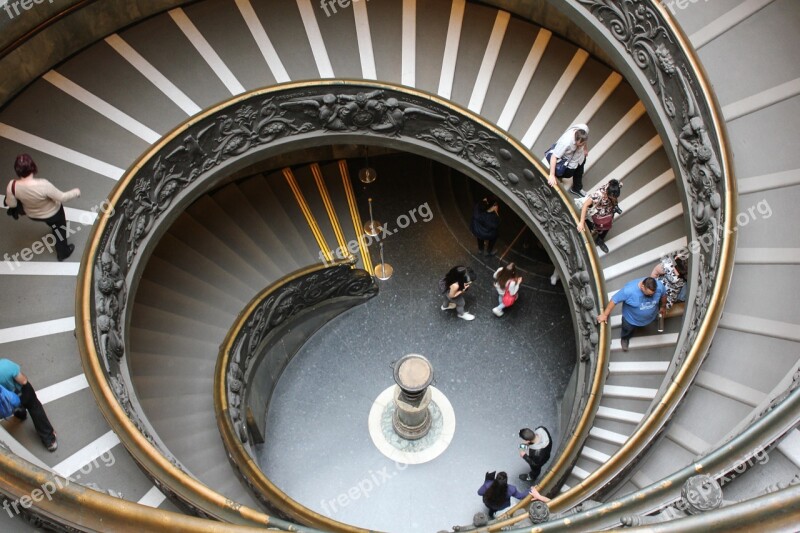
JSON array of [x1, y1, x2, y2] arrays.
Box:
[[621, 316, 637, 341]]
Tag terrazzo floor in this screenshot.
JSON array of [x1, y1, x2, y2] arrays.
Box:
[[257, 154, 577, 532]]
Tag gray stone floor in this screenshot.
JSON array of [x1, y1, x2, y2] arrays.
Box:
[[257, 156, 576, 532]]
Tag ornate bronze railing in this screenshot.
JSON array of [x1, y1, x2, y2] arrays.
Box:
[[215, 262, 378, 530], [462, 0, 738, 523], [3, 0, 750, 529], [0, 441, 271, 533], [518, 380, 800, 531], [73, 80, 607, 528]]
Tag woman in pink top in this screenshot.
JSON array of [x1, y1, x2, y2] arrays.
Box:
[[5, 154, 80, 261]]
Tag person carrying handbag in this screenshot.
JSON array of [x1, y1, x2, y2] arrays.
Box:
[[492, 262, 522, 317], [576, 179, 622, 254], [5, 154, 81, 261], [544, 124, 589, 197]]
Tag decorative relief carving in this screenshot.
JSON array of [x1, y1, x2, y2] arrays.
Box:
[[85, 83, 603, 512], [620, 472, 800, 527], [620, 474, 722, 526], [514, 186, 599, 364], [577, 0, 727, 377], [225, 266, 378, 443]]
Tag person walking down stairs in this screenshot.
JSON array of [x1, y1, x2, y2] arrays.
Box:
[[597, 277, 666, 352], [0, 358, 57, 451], [545, 124, 589, 198], [4, 154, 81, 262]]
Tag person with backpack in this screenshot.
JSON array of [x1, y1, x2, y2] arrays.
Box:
[[0, 358, 57, 451], [5, 154, 81, 261], [576, 179, 623, 254], [545, 124, 589, 197], [492, 262, 522, 317], [519, 426, 552, 482], [440, 266, 476, 321]]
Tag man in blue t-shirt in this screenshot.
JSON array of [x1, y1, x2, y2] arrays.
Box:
[[597, 277, 666, 351], [0, 358, 57, 451]]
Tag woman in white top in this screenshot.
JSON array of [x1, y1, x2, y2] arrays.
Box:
[[492, 262, 522, 317], [545, 124, 589, 197], [5, 154, 81, 261]]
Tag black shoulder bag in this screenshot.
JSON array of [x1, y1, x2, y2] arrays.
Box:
[[5, 180, 26, 219]]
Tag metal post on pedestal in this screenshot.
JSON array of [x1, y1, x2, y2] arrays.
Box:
[[363, 197, 383, 236], [374, 241, 393, 280]]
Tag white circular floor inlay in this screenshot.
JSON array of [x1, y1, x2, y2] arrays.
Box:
[[367, 385, 456, 464]]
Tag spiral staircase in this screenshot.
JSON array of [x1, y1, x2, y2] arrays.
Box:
[[0, 0, 798, 531]]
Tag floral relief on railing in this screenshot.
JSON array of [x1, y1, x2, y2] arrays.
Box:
[[86, 84, 605, 507], [225, 265, 377, 446], [92, 84, 603, 378], [578, 0, 727, 374]]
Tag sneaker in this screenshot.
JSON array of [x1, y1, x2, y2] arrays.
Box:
[[441, 302, 456, 311], [596, 239, 609, 254], [568, 188, 585, 198], [492, 306, 504, 317], [621, 338, 630, 352], [57, 244, 75, 262], [458, 312, 475, 321], [46, 434, 58, 452], [486, 250, 497, 257], [519, 474, 533, 482], [12, 407, 26, 421]]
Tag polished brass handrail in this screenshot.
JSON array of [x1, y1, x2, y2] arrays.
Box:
[[74, 80, 607, 530], [543, 0, 737, 512], [521, 384, 800, 531], [471, 0, 739, 525], [0, 446, 272, 532], [214, 262, 379, 532]]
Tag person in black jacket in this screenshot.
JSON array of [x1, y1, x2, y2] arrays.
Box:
[[470, 196, 500, 256], [518, 426, 552, 482], [477, 471, 529, 518]]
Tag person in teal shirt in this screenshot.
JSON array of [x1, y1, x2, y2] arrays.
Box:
[[0, 358, 57, 451], [597, 277, 666, 351]]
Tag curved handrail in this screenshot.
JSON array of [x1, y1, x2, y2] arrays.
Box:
[[523, 381, 800, 531], [215, 262, 379, 532], [0, 444, 270, 533], [74, 81, 608, 529], [464, 0, 738, 525], [0, 0, 96, 61], [546, 0, 737, 511], [1, 0, 743, 528]]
